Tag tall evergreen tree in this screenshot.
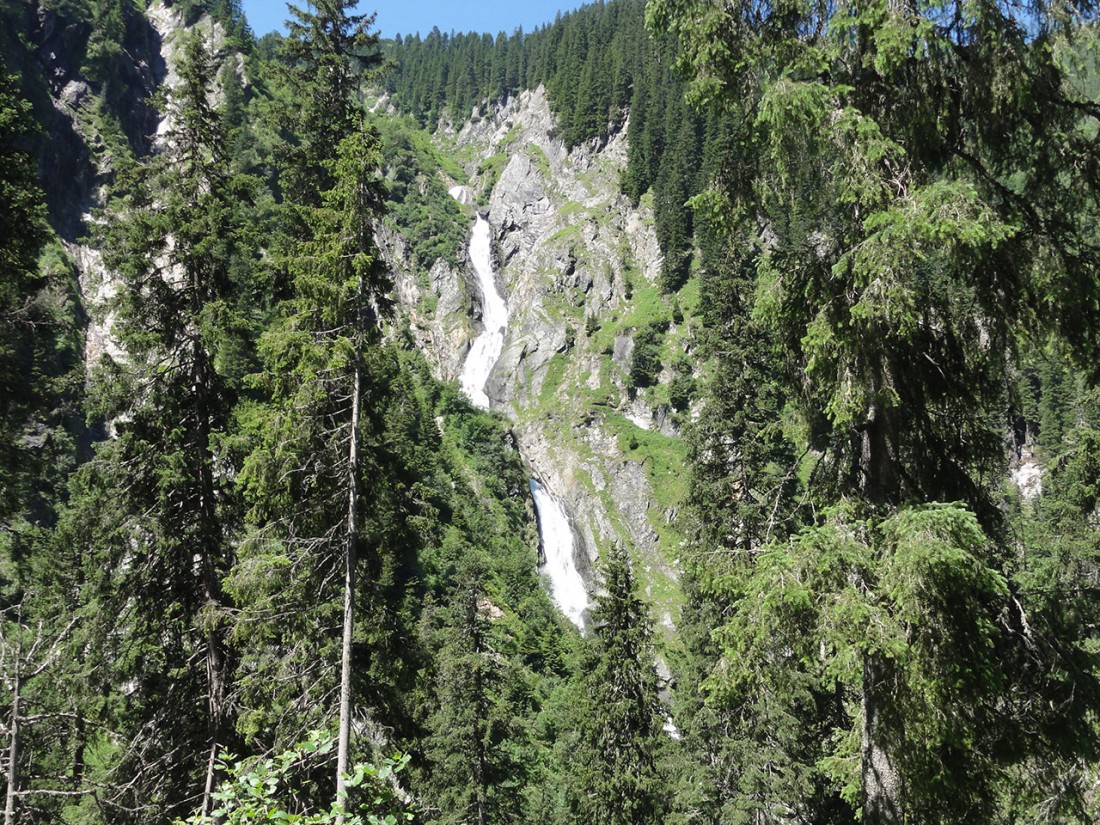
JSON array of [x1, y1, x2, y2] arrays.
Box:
[[235, 1, 390, 805], [277, 0, 383, 206], [423, 547, 527, 825], [0, 62, 50, 536], [650, 0, 1100, 820], [66, 30, 256, 819], [567, 546, 666, 824]]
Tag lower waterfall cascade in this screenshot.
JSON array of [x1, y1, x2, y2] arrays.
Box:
[[452, 199, 592, 629], [529, 478, 590, 631]]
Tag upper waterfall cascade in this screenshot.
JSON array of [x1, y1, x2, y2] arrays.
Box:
[[458, 212, 508, 410]]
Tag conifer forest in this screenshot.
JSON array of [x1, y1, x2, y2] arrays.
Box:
[[4, 0, 1100, 822]]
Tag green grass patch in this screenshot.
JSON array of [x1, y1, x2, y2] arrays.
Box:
[[639, 191, 656, 226], [605, 412, 689, 512], [477, 152, 508, 189], [674, 275, 701, 319], [501, 124, 523, 148], [621, 282, 670, 329], [539, 354, 568, 405], [548, 223, 582, 243], [417, 291, 439, 318], [527, 143, 551, 178]]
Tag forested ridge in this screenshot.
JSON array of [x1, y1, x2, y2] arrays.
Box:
[[3, 0, 1100, 823]]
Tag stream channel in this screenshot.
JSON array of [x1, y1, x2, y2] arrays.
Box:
[[451, 193, 591, 630]]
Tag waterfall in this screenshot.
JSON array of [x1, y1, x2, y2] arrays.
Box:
[[451, 197, 590, 629], [529, 479, 589, 630], [458, 213, 508, 410]]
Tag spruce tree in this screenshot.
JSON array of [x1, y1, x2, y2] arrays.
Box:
[[277, 0, 383, 206], [0, 62, 50, 534], [235, 1, 389, 804], [568, 545, 666, 824], [424, 547, 527, 825], [651, 0, 1100, 820], [68, 30, 256, 819]]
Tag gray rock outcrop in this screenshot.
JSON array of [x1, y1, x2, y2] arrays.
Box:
[[391, 85, 684, 630]]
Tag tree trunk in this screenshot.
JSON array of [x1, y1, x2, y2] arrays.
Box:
[[471, 594, 487, 825], [862, 656, 902, 825], [860, 361, 903, 823], [861, 398, 899, 506], [72, 715, 85, 791], [335, 330, 363, 821], [4, 673, 21, 825], [194, 333, 228, 820]]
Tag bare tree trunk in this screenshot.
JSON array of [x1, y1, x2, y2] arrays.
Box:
[[471, 593, 487, 825], [859, 360, 904, 823], [202, 740, 219, 819], [4, 672, 21, 825], [72, 715, 85, 792], [335, 330, 363, 822], [2, 611, 78, 825], [194, 331, 228, 820], [861, 398, 899, 506]]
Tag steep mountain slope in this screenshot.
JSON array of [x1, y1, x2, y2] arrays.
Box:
[[387, 85, 694, 636]]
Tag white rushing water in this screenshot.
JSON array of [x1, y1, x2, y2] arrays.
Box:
[[450, 199, 589, 628], [458, 214, 508, 410], [529, 479, 590, 630], [1012, 447, 1044, 500]]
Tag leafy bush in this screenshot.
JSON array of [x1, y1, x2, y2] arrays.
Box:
[[180, 733, 413, 825]]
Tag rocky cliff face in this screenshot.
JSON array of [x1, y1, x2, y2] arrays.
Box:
[[382, 221, 476, 382], [18, 0, 164, 240], [26, 1, 238, 371], [394, 87, 689, 631]]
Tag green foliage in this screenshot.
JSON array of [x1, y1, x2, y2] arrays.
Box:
[[707, 505, 1019, 820], [68, 31, 259, 816], [83, 0, 129, 102], [421, 550, 529, 824], [11, 1, 1100, 822], [167, 0, 252, 46], [561, 545, 669, 824], [181, 733, 413, 825], [652, 0, 1100, 819], [627, 320, 665, 392], [377, 116, 467, 270], [276, 0, 383, 207], [0, 60, 62, 528], [666, 370, 693, 412], [232, 7, 395, 759]]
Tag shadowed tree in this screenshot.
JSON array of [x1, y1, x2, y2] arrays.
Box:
[[649, 0, 1100, 820]]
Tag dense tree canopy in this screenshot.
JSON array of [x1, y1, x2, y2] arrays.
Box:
[[5, 0, 1100, 823], [650, 0, 1100, 821]]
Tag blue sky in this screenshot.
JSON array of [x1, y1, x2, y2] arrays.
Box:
[[240, 1, 591, 39]]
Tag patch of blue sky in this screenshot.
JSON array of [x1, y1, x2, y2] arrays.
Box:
[[240, 0, 591, 39]]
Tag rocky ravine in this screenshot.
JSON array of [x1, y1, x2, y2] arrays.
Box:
[[392, 87, 687, 634]]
